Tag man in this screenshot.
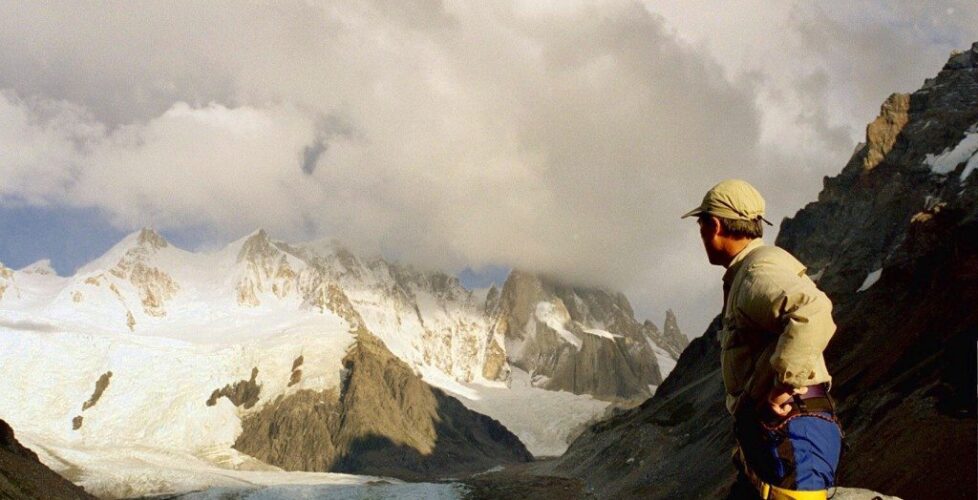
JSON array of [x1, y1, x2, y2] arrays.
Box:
[[682, 179, 842, 500]]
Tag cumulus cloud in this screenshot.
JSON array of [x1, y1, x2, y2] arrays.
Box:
[[0, 1, 974, 337]]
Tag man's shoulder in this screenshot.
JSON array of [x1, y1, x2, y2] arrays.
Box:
[[737, 245, 811, 299], [743, 244, 806, 276]]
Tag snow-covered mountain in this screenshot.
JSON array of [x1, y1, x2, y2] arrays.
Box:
[[0, 228, 683, 497], [2, 227, 682, 395]]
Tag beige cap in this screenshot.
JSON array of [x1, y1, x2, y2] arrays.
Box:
[[681, 179, 773, 225]]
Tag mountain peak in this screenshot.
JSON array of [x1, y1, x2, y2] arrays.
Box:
[[663, 309, 684, 343], [135, 228, 168, 250], [77, 228, 170, 275], [111, 227, 169, 252], [236, 229, 279, 264], [664, 308, 678, 324], [942, 42, 977, 71], [20, 259, 56, 276]]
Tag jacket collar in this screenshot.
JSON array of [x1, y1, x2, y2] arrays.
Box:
[[722, 238, 764, 286]]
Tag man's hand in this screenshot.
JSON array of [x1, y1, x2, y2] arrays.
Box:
[[767, 384, 808, 418]]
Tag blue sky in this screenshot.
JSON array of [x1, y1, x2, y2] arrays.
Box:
[[0, 204, 233, 276], [457, 265, 511, 290], [0, 204, 126, 275], [0, 201, 511, 289]]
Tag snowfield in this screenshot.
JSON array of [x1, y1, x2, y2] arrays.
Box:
[[0, 318, 353, 452], [0, 316, 356, 498], [19, 431, 463, 499], [443, 368, 611, 457]]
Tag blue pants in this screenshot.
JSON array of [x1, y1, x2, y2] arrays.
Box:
[[733, 405, 843, 492]]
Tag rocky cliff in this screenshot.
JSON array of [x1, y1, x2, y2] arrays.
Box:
[[550, 43, 978, 499], [646, 309, 687, 361], [0, 419, 94, 499], [233, 287, 532, 480], [233, 330, 534, 480], [489, 271, 680, 402]]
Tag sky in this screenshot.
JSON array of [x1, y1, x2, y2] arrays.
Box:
[[0, 1, 975, 338]]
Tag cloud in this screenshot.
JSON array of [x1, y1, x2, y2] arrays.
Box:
[[0, 96, 324, 237], [0, 1, 974, 338]]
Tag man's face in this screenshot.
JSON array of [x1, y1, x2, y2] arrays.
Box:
[[697, 215, 725, 266]]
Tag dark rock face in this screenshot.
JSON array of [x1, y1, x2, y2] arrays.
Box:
[[0, 419, 95, 499], [73, 371, 115, 430], [234, 329, 532, 480], [288, 356, 303, 387], [82, 371, 112, 411], [551, 44, 978, 499], [552, 318, 731, 498], [491, 271, 666, 401], [206, 367, 262, 409], [234, 388, 343, 472]]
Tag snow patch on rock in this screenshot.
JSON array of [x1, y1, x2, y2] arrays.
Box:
[[925, 125, 978, 180], [856, 269, 883, 292], [582, 328, 621, 340], [534, 301, 581, 349]]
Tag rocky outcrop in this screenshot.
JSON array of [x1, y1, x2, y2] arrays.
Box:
[[550, 44, 978, 499], [73, 371, 114, 430], [0, 418, 95, 499], [106, 228, 179, 317], [206, 367, 262, 409], [71, 228, 179, 326], [288, 355, 303, 387], [642, 309, 688, 360], [233, 388, 343, 472], [234, 229, 298, 306], [81, 371, 112, 411], [233, 328, 532, 480], [491, 271, 664, 401], [862, 93, 910, 170]]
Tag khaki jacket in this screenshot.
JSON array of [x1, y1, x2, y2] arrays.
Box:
[[720, 239, 835, 414]]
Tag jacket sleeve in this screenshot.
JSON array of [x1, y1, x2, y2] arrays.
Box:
[[741, 264, 836, 388]]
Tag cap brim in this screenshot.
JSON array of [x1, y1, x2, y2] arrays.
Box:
[[680, 207, 704, 219]]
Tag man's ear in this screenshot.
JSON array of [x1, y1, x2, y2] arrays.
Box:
[[708, 215, 723, 238]]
